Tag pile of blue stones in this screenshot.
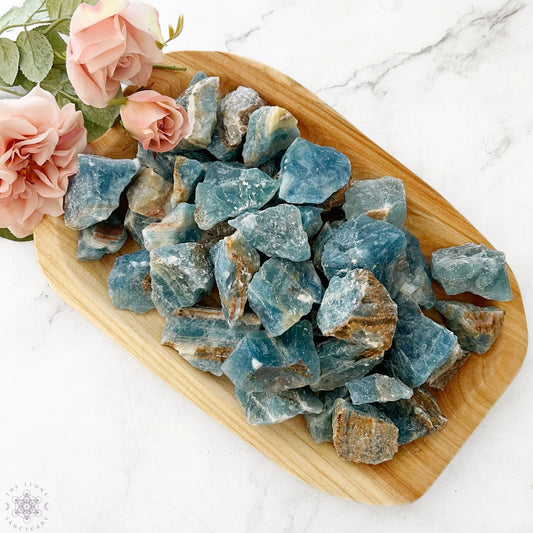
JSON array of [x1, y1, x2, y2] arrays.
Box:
[[64, 72, 512, 465]]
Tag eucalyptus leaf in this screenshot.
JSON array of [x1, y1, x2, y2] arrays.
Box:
[[0, 37, 19, 85], [0, 228, 34, 242], [16, 29, 54, 83], [79, 103, 121, 142], [0, 0, 44, 29]]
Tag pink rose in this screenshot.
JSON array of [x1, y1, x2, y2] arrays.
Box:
[[120, 90, 189, 152], [66, 0, 164, 108], [0, 88, 87, 238]]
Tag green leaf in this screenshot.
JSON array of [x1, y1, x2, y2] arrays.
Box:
[[0, 0, 45, 29], [35, 25, 66, 55], [0, 37, 19, 85], [46, 0, 98, 19], [40, 66, 61, 89], [13, 69, 35, 91], [79, 102, 120, 142], [0, 228, 33, 242], [16, 28, 53, 83]]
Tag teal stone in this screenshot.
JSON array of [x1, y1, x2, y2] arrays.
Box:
[[247, 259, 323, 337], [387, 295, 457, 387], [64, 154, 140, 230], [343, 176, 406, 227], [229, 205, 311, 261], [378, 387, 447, 445], [311, 340, 384, 391], [242, 106, 300, 166], [150, 243, 214, 315], [297, 206, 323, 239], [142, 203, 202, 251], [171, 156, 205, 206], [210, 230, 260, 326], [435, 300, 505, 354], [126, 166, 172, 219], [161, 308, 261, 376], [188, 70, 207, 85], [124, 209, 160, 247], [311, 219, 343, 271], [346, 374, 412, 405], [431, 243, 512, 301], [108, 250, 154, 313], [235, 387, 323, 426], [425, 341, 470, 390], [321, 215, 407, 297], [221, 321, 320, 393], [76, 213, 127, 261], [304, 387, 349, 443], [278, 138, 351, 204], [194, 162, 279, 230]]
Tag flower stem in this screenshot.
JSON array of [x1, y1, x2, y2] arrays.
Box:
[[0, 86, 24, 97], [107, 96, 128, 107], [43, 17, 70, 35], [153, 64, 187, 72], [0, 19, 59, 35]]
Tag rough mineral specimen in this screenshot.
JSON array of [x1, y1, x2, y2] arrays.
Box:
[[278, 138, 351, 204], [379, 387, 447, 444], [321, 215, 408, 297], [346, 374, 412, 405], [431, 243, 512, 301], [311, 220, 343, 271], [64, 155, 140, 230], [317, 269, 397, 355], [297, 206, 323, 239], [142, 203, 202, 251], [194, 162, 279, 230], [387, 295, 457, 387], [150, 243, 214, 315], [76, 213, 127, 261], [229, 205, 311, 261], [435, 300, 505, 354], [207, 86, 266, 160], [304, 387, 349, 443], [136, 145, 176, 181], [242, 106, 300, 166], [108, 249, 154, 313], [221, 321, 320, 392], [343, 176, 406, 227], [425, 341, 471, 390], [247, 259, 323, 336], [210, 230, 261, 325], [235, 387, 323, 426], [126, 167, 172, 218], [124, 209, 160, 247], [171, 156, 205, 206], [162, 307, 261, 375], [332, 399, 399, 464]]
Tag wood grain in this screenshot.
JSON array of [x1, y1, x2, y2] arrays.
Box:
[[33, 51, 528, 505]]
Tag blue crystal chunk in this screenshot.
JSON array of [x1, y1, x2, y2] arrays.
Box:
[[171, 156, 205, 206], [304, 387, 349, 443], [425, 341, 469, 390], [229, 204, 311, 261], [343, 176, 406, 227], [242, 106, 300, 166], [124, 209, 160, 247], [312, 219, 343, 271], [162, 308, 261, 376], [297, 206, 323, 238], [150, 243, 214, 315], [346, 374, 412, 405], [194, 162, 279, 230], [126, 166, 172, 218], [221, 321, 320, 393], [64, 154, 140, 230], [279, 138, 351, 204], [136, 145, 175, 182], [431, 243, 512, 301], [76, 213, 127, 261], [108, 250, 154, 313], [247, 259, 323, 336]]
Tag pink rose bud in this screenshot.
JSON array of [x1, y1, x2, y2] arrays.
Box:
[[120, 90, 189, 152], [66, 0, 164, 108]]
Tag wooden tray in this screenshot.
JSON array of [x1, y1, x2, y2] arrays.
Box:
[[33, 51, 528, 505]]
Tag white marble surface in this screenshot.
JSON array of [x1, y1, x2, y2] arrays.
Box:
[[1, 0, 532, 531]]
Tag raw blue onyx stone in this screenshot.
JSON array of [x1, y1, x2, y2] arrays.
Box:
[[279, 138, 351, 204], [142, 203, 202, 251], [207, 86, 266, 161], [343, 176, 406, 227], [194, 162, 279, 230], [64, 154, 140, 230], [221, 321, 320, 393], [297, 206, 323, 239], [108, 250, 154, 313], [378, 387, 447, 445], [346, 374, 412, 405], [304, 387, 349, 443], [242, 106, 300, 166], [321, 215, 407, 297], [210, 231, 260, 326], [431, 243, 512, 301], [150, 243, 214, 316], [161, 308, 261, 376], [188, 70, 207, 85], [76, 213, 127, 261], [124, 209, 160, 247], [177, 75, 220, 150], [310, 339, 384, 391], [435, 300, 505, 354], [399, 228, 435, 309], [387, 295, 457, 387], [171, 156, 205, 206], [247, 258, 323, 337], [126, 166, 172, 219], [229, 204, 311, 261], [235, 387, 323, 426], [425, 341, 470, 390], [312, 219, 343, 271]]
